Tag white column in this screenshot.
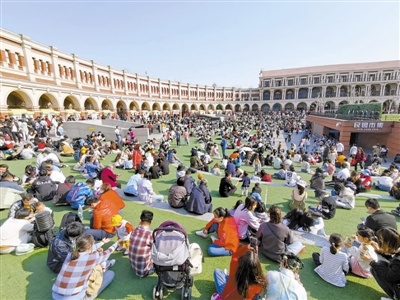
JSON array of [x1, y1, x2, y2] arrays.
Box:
[[20, 35, 36, 82], [50, 46, 61, 85], [91, 60, 99, 91]]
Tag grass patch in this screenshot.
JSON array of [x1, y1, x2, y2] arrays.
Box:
[[0, 136, 399, 299]]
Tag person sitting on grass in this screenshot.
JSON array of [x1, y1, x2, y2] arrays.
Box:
[[196, 207, 239, 256], [212, 244, 266, 300], [234, 196, 260, 242], [184, 178, 212, 215], [309, 189, 336, 220], [52, 234, 119, 299], [168, 177, 188, 209], [47, 221, 85, 273], [219, 172, 238, 197], [0, 208, 34, 254], [290, 180, 308, 211], [128, 210, 155, 278]]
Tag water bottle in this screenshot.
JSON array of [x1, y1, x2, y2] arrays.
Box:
[[78, 204, 84, 221]]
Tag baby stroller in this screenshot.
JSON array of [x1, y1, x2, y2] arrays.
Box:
[[151, 221, 194, 300]]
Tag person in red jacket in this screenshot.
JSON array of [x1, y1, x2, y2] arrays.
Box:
[[84, 194, 120, 241], [98, 183, 125, 214], [100, 165, 120, 188], [196, 207, 239, 256], [132, 144, 143, 171], [212, 244, 266, 300]]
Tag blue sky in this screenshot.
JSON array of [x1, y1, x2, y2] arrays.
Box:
[[1, 1, 399, 88]]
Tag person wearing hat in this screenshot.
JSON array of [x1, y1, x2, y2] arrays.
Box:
[[309, 189, 336, 220], [290, 180, 308, 211], [111, 215, 133, 255]]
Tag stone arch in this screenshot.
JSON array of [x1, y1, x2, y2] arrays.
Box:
[[207, 104, 215, 111], [273, 90, 282, 100], [152, 103, 161, 111], [261, 103, 270, 112], [298, 88, 308, 99], [383, 99, 396, 113], [172, 103, 180, 110], [311, 87, 322, 98], [216, 104, 223, 110], [39, 93, 58, 109], [325, 101, 335, 110], [272, 103, 282, 111], [63, 95, 80, 110], [234, 104, 241, 112], [199, 104, 206, 111], [284, 103, 294, 111], [162, 103, 171, 111], [309, 102, 317, 111], [190, 104, 198, 111], [225, 104, 233, 111], [182, 103, 189, 114], [326, 86, 336, 98], [297, 102, 307, 111], [243, 104, 250, 112], [129, 101, 139, 112], [338, 100, 349, 107], [286, 89, 294, 100], [84, 98, 99, 111], [251, 104, 258, 111], [142, 102, 150, 111], [101, 99, 113, 111], [6, 90, 34, 110], [339, 86, 348, 97], [263, 90, 270, 100]]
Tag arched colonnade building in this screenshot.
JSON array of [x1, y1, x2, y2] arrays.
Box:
[[0, 28, 399, 120]]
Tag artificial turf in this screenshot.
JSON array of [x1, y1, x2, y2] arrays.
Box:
[[0, 134, 399, 300]]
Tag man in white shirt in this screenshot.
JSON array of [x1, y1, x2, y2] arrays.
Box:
[[349, 144, 358, 157], [336, 162, 351, 182], [20, 144, 36, 160], [336, 141, 344, 154]]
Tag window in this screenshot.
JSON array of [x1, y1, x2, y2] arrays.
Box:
[[300, 78, 307, 85], [369, 74, 376, 81], [385, 73, 391, 80], [275, 80, 282, 87], [355, 75, 361, 82], [287, 79, 294, 86], [264, 80, 270, 87], [327, 76, 334, 83], [341, 75, 348, 82], [313, 77, 320, 84]]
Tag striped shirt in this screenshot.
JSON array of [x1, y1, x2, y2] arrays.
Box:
[[314, 246, 349, 287], [128, 225, 153, 277], [52, 243, 117, 298]]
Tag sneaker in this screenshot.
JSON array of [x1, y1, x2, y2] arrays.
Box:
[[116, 246, 124, 251], [123, 249, 129, 255], [105, 259, 116, 270], [195, 230, 208, 238]]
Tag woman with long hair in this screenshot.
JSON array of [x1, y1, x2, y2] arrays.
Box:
[[52, 234, 119, 299], [212, 245, 267, 300], [233, 196, 260, 241], [361, 227, 400, 299]]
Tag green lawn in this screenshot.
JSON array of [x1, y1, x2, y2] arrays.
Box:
[[0, 137, 399, 300]]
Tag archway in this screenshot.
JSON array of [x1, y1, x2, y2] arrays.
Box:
[[116, 100, 127, 120], [243, 104, 250, 112], [225, 104, 233, 111], [284, 103, 294, 111], [261, 104, 270, 112], [311, 87, 322, 98], [207, 104, 214, 113], [129, 101, 139, 115], [234, 104, 241, 112], [6, 90, 34, 117], [84, 98, 98, 111], [325, 101, 335, 111], [273, 90, 282, 100], [298, 88, 308, 99], [263, 90, 270, 100], [338, 101, 348, 107], [326, 87, 335, 98], [297, 102, 307, 111], [39, 93, 57, 109], [251, 104, 258, 111], [182, 104, 189, 115], [339, 86, 348, 97], [142, 102, 151, 111], [199, 104, 206, 111], [272, 103, 282, 111], [190, 104, 198, 111], [286, 89, 294, 100]]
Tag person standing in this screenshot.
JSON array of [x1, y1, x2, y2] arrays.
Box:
[[114, 126, 122, 146], [128, 210, 154, 278]]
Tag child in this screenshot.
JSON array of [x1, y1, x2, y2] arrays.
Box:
[[251, 182, 263, 202], [211, 163, 221, 176], [312, 233, 349, 287], [111, 215, 133, 255], [229, 200, 243, 216], [343, 228, 378, 278], [34, 202, 53, 215], [253, 155, 261, 174], [240, 171, 251, 197]]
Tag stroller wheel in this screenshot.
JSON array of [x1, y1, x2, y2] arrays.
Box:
[[152, 286, 164, 300], [181, 287, 192, 300]]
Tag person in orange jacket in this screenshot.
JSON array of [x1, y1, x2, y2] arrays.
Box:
[[196, 207, 239, 256]]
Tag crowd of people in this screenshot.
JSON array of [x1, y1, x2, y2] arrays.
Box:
[[0, 110, 400, 299]]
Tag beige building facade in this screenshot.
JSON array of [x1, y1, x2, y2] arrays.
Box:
[[0, 28, 399, 120]]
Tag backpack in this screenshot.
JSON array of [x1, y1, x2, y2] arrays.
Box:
[[66, 183, 93, 209], [31, 211, 55, 248], [59, 212, 82, 232]]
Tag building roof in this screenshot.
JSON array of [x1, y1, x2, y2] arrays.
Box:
[[260, 60, 400, 78]]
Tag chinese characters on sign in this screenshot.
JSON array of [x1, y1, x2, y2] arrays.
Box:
[[354, 122, 384, 130]]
